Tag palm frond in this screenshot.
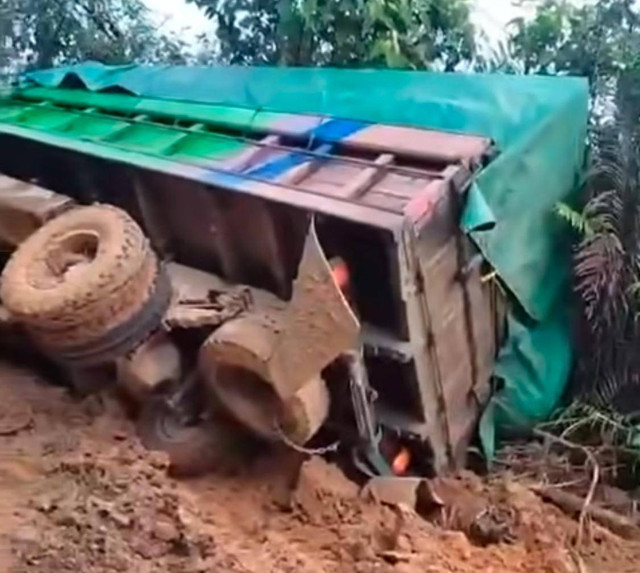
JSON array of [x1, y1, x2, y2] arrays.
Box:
[[555, 202, 594, 237], [575, 231, 626, 332], [571, 73, 640, 411]]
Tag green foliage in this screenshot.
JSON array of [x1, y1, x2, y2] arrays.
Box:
[[0, 0, 187, 73], [510, 2, 565, 73], [509, 0, 640, 84], [187, 0, 475, 69], [555, 202, 595, 238], [572, 109, 640, 409], [513, 1, 640, 411]]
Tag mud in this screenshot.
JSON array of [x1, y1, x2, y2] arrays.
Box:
[[0, 361, 639, 573]]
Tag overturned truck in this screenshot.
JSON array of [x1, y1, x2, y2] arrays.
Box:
[[0, 64, 589, 475]]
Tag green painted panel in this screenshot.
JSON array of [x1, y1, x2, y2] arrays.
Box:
[[14, 107, 73, 130], [0, 101, 28, 121], [168, 134, 245, 160], [63, 116, 130, 139], [17, 87, 284, 134], [0, 97, 253, 163], [101, 123, 185, 153]]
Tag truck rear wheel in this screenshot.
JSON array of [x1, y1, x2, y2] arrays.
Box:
[[24, 251, 159, 342], [1, 204, 169, 362], [1, 204, 150, 327], [48, 268, 172, 366]]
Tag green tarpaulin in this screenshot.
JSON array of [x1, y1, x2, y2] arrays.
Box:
[[16, 62, 589, 456]]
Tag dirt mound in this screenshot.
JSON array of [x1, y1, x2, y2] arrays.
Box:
[[0, 361, 639, 573]]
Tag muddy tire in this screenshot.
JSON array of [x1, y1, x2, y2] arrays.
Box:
[[137, 397, 242, 477], [202, 358, 330, 445], [210, 365, 281, 441], [279, 375, 330, 445], [199, 321, 331, 445], [1, 204, 169, 363], [1, 204, 150, 327], [211, 368, 330, 445], [47, 267, 172, 367], [25, 252, 159, 343]]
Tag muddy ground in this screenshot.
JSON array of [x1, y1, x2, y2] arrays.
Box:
[[0, 361, 639, 573]]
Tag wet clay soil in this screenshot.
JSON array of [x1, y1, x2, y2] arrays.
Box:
[[0, 361, 639, 573]]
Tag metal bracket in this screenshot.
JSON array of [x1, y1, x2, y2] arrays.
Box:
[[346, 348, 392, 477]]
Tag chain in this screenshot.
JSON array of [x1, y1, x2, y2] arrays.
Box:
[[274, 419, 340, 456]]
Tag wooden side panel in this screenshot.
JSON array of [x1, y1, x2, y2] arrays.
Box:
[[415, 189, 497, 468]]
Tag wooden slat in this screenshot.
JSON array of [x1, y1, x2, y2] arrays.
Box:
[[360, 191, 407, 213], [277, 144, 333, 185], [221, 134, 280, 172], [278, 159, 319, 185], [347, 125, 491, 163], [374, 172, 431, 198], [343, 153, 395, 198], [306, 162, 363, 186]]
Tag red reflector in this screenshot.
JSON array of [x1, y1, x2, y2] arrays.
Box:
[[392, 447, 411, 476], [330, 258, 350, 292]]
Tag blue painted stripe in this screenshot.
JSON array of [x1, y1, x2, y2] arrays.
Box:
[[246, 143, 333, 179], [245, 118, 366, 181], [310, 118, 367, 143]]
